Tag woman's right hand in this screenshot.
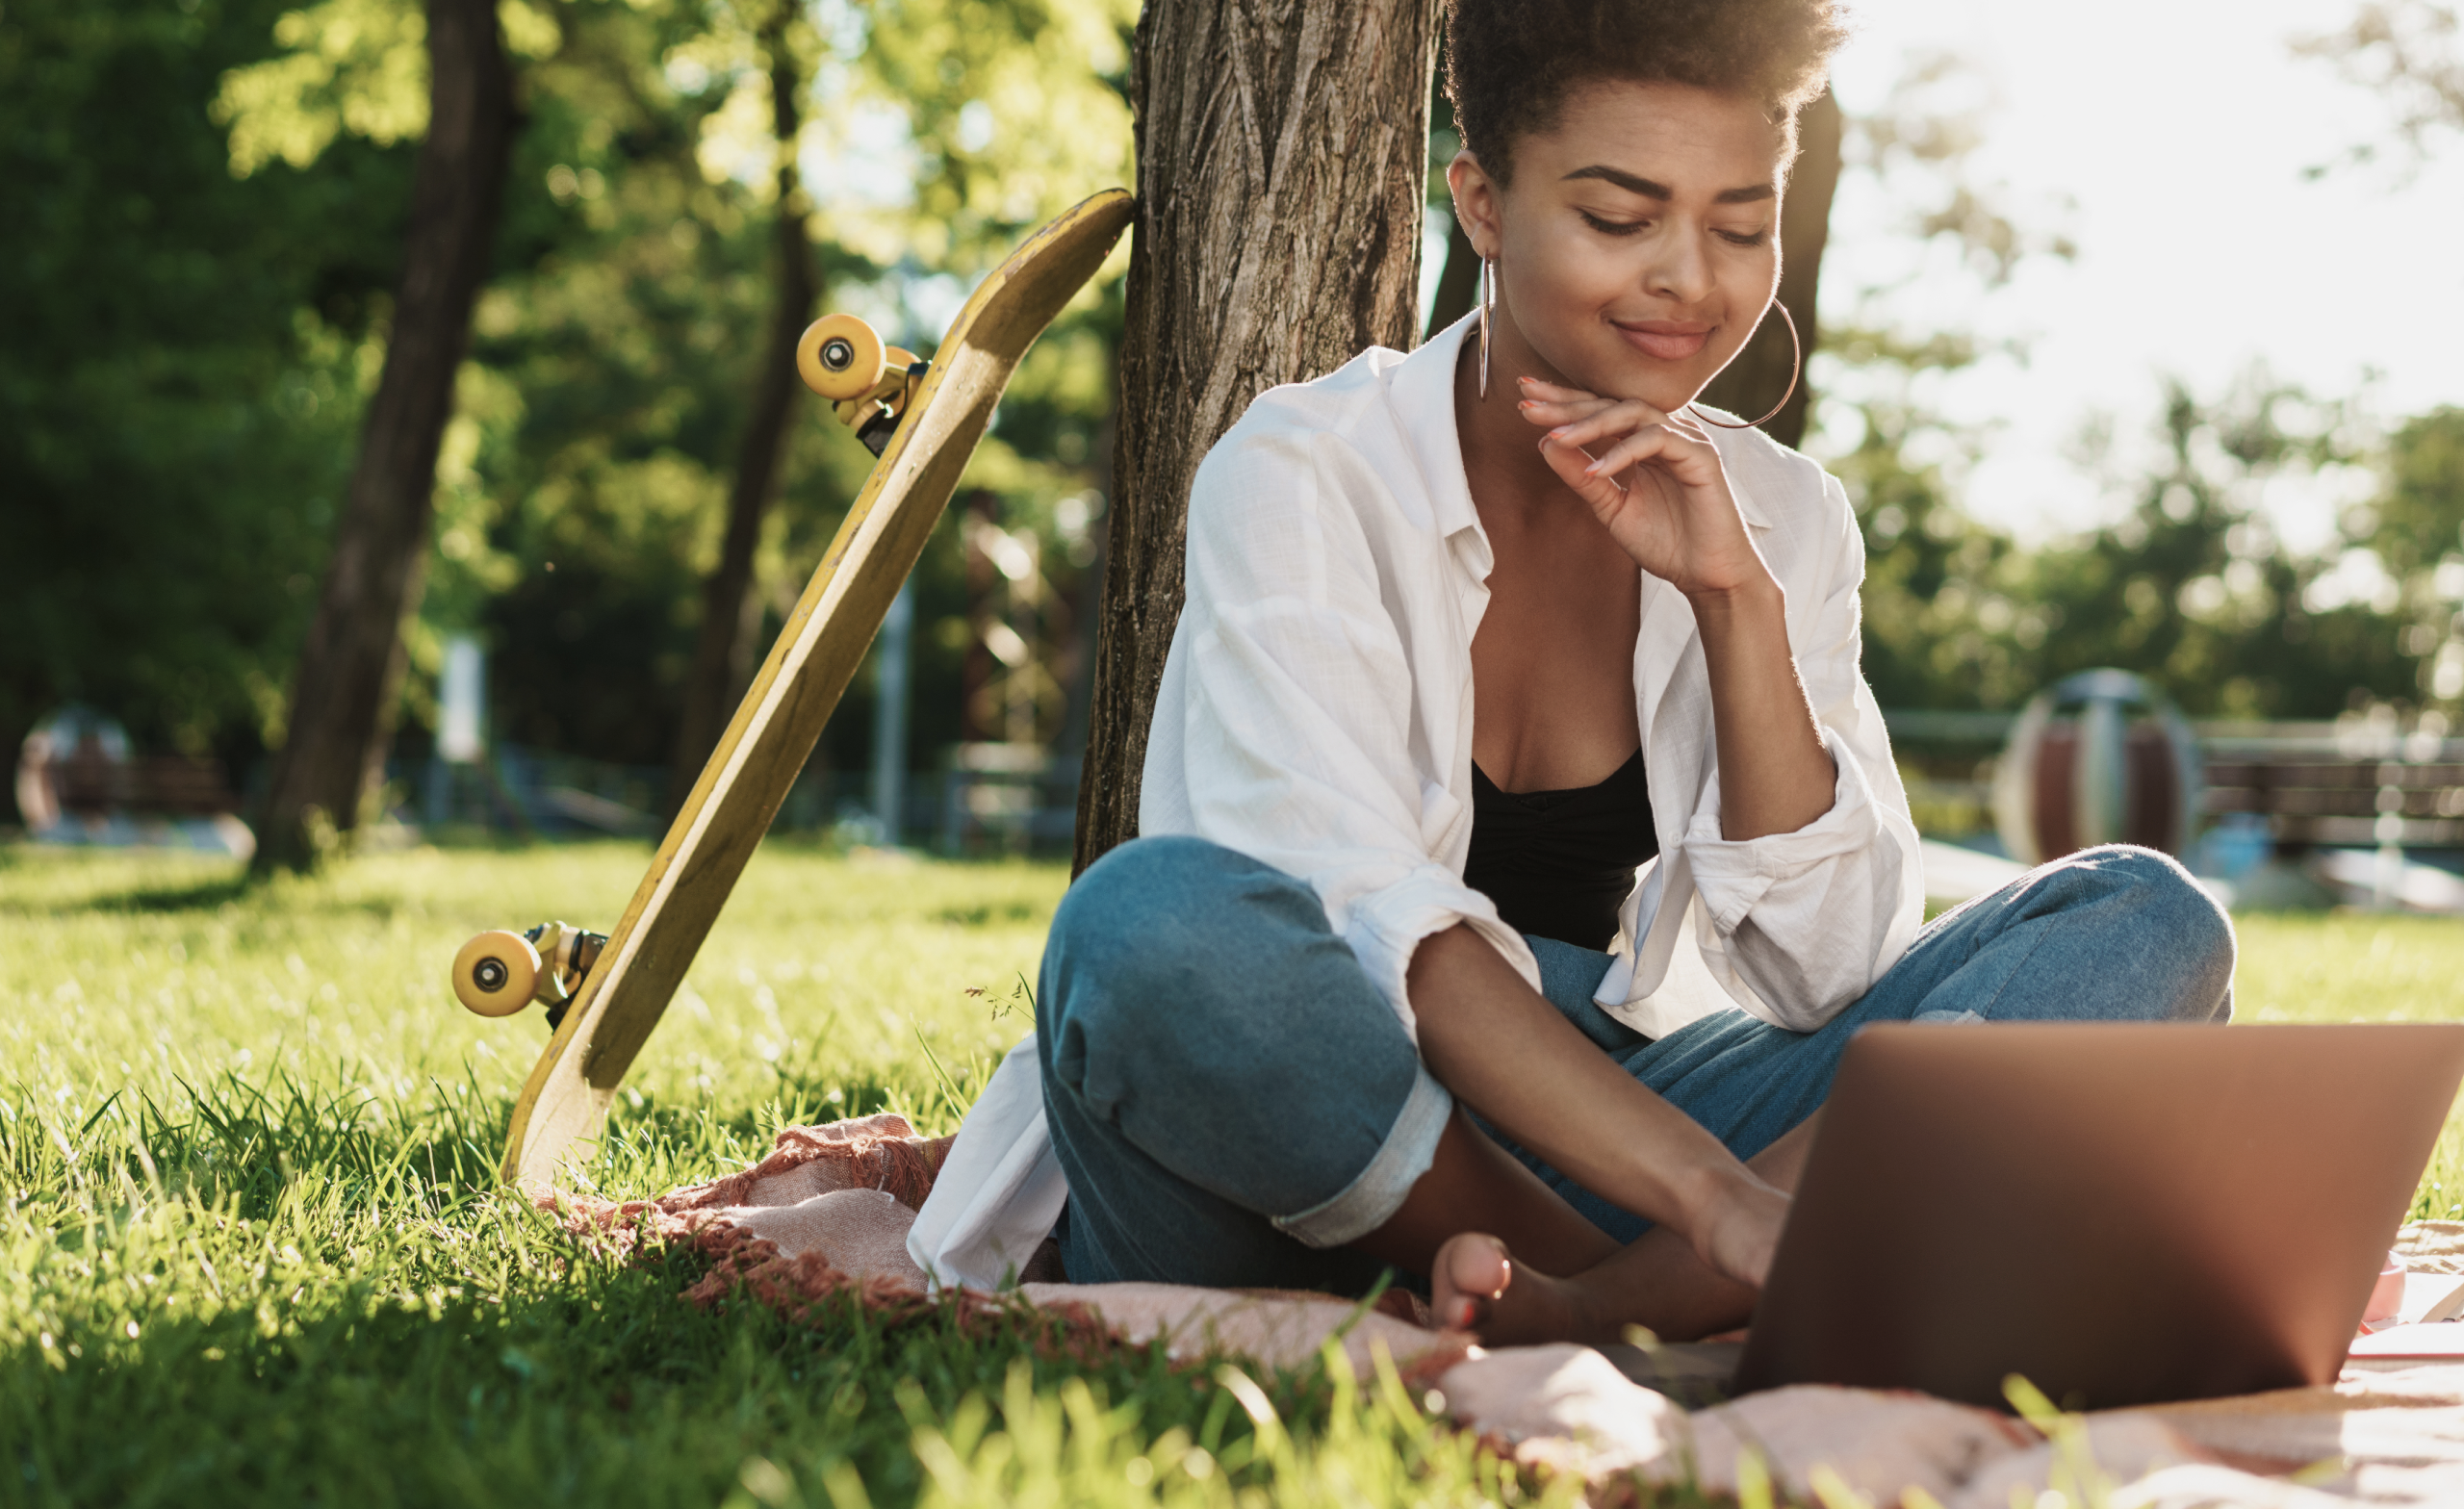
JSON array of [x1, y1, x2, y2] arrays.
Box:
[[1690, 1169, 1791, 1291]]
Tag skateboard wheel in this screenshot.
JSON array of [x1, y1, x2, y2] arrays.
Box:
[[453, 930, 541, 1017], [797, 314, 886, 401]]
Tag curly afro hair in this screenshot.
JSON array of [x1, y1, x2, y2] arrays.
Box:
[[1445, 0, 1848, 184]]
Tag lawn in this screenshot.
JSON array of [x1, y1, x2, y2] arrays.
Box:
[[3, 841, 2460, 1507]]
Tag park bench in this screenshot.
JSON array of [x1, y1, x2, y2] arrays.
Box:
[[14, 711, 253, 856], [1886, 705, 2464, 867], [2200, 724, 2464, 849]]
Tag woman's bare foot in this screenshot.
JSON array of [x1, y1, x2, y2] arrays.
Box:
[[1430, 1231, 1613, 1345]]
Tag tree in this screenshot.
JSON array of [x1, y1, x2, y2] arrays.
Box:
[[252, 0, 516, 869], [1072, 0, 1444, 872], [2297, 2, 2463, 166], [2371, 408, 2464, 582], [2361, 407, 2464, 709], [665, 3, 818, 812]]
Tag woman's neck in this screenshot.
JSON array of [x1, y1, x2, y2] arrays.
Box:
[[1453, 311, 1587, 530]]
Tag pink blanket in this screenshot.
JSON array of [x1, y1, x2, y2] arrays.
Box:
[[552, 1114, 2464, 1506]]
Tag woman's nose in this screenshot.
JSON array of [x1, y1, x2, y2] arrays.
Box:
[[1642, 228, 1715, 304]]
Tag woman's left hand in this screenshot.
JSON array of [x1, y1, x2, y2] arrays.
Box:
[[1519, 375, 1769, 599]]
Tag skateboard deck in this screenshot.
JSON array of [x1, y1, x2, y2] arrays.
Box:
[[495, 188, 1135, 1187]]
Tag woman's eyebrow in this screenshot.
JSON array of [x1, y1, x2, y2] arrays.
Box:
[[1563, 165, 1775, 205]]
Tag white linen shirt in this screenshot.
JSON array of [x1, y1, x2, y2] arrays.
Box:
[[909, 314, 1924, 1291]]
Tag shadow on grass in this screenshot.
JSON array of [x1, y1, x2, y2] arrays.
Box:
[[23, 866, 420, 923], [93, 870, 265, 912], [0, 1229, 1266, 1509]]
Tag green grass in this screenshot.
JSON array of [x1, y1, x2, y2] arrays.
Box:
[[0, 843, 1604, 1508], [2, 841, 2460, 1506]]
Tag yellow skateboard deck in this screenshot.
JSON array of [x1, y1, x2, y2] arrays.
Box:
[[495, 189, 1135, 1187]]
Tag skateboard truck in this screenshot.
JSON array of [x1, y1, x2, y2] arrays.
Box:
[[797, 314, 931, 456], [451, 921, 607, 1031]]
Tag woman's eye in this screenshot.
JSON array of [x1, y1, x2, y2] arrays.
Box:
[[1578, 211, 1648, 237], [1718, 228, 1773, 247]]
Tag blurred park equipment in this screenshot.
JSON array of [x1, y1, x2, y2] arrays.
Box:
[[1896, 686, 2464, 913], [475, 192, 1133, 1187], [1074, 0, 1444, 874], [1991, 669, 2203, 863], [867, 582, 917, 848], [13, 708, 254, 858], [252, 0, 515, 873]]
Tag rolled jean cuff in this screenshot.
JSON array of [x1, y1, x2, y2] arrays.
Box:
[[1270, 1064, 1452, 1249]]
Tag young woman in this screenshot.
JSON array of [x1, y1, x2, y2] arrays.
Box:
[[911, 0, 2235, 1345]]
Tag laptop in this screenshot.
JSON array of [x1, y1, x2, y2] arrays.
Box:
[[1727, 1023, 2464, 1410]]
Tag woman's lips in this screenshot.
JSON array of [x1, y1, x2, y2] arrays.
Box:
[[1614, 320, 1712, 361]]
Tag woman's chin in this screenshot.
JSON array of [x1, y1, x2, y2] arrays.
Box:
[[1578, 358, 1707, 414]]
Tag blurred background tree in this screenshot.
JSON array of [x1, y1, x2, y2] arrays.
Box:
[[2297, 0, 2463, 167], [242, 0, 520, 870]]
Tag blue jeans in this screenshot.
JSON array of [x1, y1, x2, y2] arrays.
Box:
[[1037, 836, 2235, 1292]]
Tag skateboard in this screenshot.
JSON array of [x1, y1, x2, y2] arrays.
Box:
[[450, 189, 1135, 1187]]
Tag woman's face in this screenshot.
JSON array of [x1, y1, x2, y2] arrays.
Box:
[[1450, 80, 1787, 412]]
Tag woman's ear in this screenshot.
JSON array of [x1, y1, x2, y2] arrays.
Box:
[[1447, 150, 1503, 262]]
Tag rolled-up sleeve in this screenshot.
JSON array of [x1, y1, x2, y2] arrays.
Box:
[[1681, 474, 1925, 1031], [1157, 427, 1535, 1038]]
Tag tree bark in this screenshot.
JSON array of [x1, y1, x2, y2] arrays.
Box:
[[1072, 0, 1443, 874], [253, 0, 514, 872], [667, 11, 818, 814], [1695, 87, 1841, 451]]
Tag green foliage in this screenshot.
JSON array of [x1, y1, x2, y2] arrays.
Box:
[[0, 0, 413, 780], [831, 0, 1137, 267], [0, 0, 1137, 828], [211, 0, 433, 174], [1835, 368, 2423, 719], [2368, 406, 2464, 578]]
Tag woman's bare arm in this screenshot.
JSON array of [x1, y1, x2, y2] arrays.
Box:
[[1688, 576, 1833, 840], [1405, 922, 1788, 1287]]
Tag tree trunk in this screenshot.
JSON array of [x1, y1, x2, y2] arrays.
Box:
[[667, 11, 818, 814], [252, 0, 514, 872], [1695, 87, 1841, 451], [1072, 0, 1443, 874]]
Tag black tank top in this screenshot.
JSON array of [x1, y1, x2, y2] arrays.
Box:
[[1462, 751, 1658, 952]]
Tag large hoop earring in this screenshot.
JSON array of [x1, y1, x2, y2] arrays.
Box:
[[1689, 299, 1801, 430], [1477, 256, 1494, 399]]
